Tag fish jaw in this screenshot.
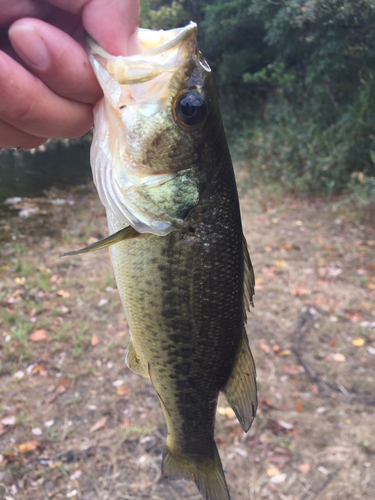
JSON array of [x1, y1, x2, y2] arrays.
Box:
[[87, 22, 210, 235]]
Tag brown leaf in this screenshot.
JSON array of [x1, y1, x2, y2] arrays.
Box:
[[32, 364, 48, 376], [259, 341, 271, 354], [272, 344, 281, 354], [119, 417, 132, 429], [282, 365, 303, 375], [90, 416, 108, 433], [266, 420, 284, 436], [91, 335, 100, 346], [18, 441, 39, 453], [294, 402, 304, 413], [266, 465, 281, 477], [56, 378, 71, 394], [298, 463, 311, 473], [116, 385, 131, 396], [332, 353, 346, 362], [57, 290, 70, 298], [268, 454, 291, 468], [29, 328, 48, 342], [292, 286, 311, 296]]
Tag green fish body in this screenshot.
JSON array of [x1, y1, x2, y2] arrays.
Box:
[[84, 22, 257, 500]]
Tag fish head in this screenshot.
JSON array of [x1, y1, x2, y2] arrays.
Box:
[[87, 23, 218, 235]]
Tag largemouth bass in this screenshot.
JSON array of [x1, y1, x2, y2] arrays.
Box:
[[66, 22, 257, 500]]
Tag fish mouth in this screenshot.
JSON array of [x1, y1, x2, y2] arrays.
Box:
[[86, 22, 200, 85]]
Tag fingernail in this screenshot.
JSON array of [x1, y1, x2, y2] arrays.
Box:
[[9, 25, 50, 70]]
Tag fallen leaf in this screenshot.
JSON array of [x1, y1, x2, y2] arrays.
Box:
[[292, 286, 311, 296], [0, 424, 5, 436], [284, 242, 293, 250], [294, 402, 304, 412], [275, 260, 285, 268], [282, 365, 303, 375], [1, 416, 16, 426], [18, 441, 39, 453], [264, 246, 272, 252], [29, 328, 48, 342], [272, 344, 281, 354], [32, 364, 48, 376], [217, 407, 236, 419], [90, 416, 108, 433], [119, 417, 132, 428], [352, 338, 365, 347], [57, 290, 70, 298], [91, 335, 100, 346], [270, 473, 287, 484], [268, 454, 291, 468], [259, 341, 271, 354], [279, 349, 291, 356], [14, 277, 26, 285], [332, 353, 346, 362], [330, 339, 338, 347], [267, 465, 281, 477], [56, 378, 71, 394], [116, 385, 131, 396], [299, 463, 311, 473]]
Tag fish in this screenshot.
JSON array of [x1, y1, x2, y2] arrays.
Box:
[[64, 21, 257, 500]]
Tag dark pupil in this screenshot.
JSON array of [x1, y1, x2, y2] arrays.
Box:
[[180, 99, 196, 117], [176, 92, 205, 127]]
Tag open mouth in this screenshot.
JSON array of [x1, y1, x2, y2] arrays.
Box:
[[86, 22, 198, 85]]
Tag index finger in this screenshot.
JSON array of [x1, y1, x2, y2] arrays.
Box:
[[47, 0, 140, 55]]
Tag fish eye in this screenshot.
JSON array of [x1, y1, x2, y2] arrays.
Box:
[[173, 91, 206, 130]]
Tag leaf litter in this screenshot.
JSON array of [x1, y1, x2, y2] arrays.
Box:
[[0, 180, 374, 499]]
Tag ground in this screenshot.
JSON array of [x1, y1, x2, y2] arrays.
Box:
[[0, 169, 374, 500]]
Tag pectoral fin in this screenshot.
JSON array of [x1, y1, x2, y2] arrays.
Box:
[[60, 226, 139, 257], [125, 338, 149, 378], [222, 328, 257, 432]]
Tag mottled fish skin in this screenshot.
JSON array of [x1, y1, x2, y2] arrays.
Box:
[[85, 22, 257, 500]]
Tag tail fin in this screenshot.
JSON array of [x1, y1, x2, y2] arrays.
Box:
[[162, 441, 230, 500]]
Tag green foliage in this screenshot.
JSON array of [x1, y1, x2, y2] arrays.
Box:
[[139, 0, 375, 197]]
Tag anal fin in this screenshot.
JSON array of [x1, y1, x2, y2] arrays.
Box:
[[162, 439, 230, 500], [222, 328, 257, 432], [125, 338, 149, 378]]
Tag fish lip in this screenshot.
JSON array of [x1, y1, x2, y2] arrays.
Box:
[[85, 21, 198, 61]]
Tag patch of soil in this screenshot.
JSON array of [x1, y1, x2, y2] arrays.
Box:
[[0, 175, 374, 500]]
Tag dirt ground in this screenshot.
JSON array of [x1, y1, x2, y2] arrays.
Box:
[[0, 169, 374, 500]]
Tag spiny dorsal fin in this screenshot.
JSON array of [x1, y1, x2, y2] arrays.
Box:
[[242, 234, 255, 315], [60, 226, 139, 257]]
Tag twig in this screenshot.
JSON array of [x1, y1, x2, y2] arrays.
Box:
[[291, 307, 375, 406]]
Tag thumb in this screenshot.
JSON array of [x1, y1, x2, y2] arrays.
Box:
[[82, 0, 141, 56]]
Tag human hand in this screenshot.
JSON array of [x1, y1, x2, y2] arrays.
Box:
[[0, 0, 140, 149]]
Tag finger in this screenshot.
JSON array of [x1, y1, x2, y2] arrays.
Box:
[[47, 0, 141, 55], [0, 0, 53, 28], [0, 118, 46, 149], [82, 0, 141, 55], [0, 50, 93, 138], [9, 18, 102, 104]]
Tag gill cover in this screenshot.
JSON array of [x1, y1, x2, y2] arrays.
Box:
[[87, 22, 211, 235]]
